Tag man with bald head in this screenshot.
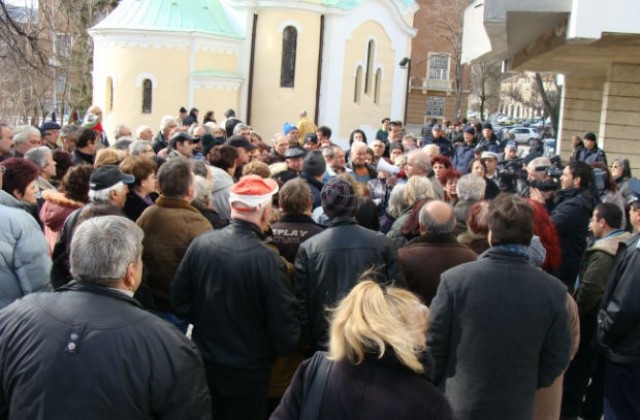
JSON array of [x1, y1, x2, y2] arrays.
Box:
[[398, 200, 477, 305]]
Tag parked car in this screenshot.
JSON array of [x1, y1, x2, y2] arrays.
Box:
[[510, 127, 540, 144]]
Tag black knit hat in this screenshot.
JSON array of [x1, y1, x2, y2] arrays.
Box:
[[302, 151, 326, 177], [321, 178, 357, 219]]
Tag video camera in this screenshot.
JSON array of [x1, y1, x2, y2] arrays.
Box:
[[528, 155, 563, 192], [496, 157, 527, 193]]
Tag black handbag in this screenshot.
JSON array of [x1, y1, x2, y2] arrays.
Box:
[[299, 351, 333, 420]]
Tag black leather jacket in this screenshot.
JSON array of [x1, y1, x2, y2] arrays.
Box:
[[598, 234, 640, 365], [171, 220, 300, 370], [0, 281, 211, 419], [551, 187, 596, 289], [294, 216, 406, 352]]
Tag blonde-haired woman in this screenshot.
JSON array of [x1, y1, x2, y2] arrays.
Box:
[[271, 279, 454, 420]]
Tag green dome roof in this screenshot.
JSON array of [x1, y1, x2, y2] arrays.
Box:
[[92, 0, 241, 38]]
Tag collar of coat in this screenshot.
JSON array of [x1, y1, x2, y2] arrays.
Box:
[[58, 280, 142, 308], [329, 215, 358, 228], [479, 246, 530, 263], [589, 231, 633, 256], [278, 213, 323, 227], [42, 189, 84, 208], [230, 218, 268, 240], [300, 173, 324, 190], [155, 195, 200, 213], [406, 232, 459, 247]]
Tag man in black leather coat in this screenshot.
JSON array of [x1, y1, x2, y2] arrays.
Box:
[[294, 177, 406, 354], [172, 175, 299, 420], [0, 216, 211, 419]]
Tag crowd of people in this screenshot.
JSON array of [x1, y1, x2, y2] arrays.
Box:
[[0, 105, 638, 420]]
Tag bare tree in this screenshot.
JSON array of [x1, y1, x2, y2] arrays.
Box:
[[0, 0, 119, 125], [0, 1, 47, 69], [470, 59, 502, 121], [502, 72, 561, 134], [535, 72, 561, 135], [430, 0, 470, 120]]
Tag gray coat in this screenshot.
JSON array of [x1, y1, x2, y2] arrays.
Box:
[[0, 198, 52, 310], [426, 247, 571, 420]]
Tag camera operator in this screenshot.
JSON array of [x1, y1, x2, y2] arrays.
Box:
[[531, 160, 597, 292], [524, 157, 555, 202], [503, 141, 518, 161]]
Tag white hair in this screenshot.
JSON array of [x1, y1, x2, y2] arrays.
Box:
[[129, 140, 152, 156], [24, 146, 52, 169], [456, 174, 486, 201], [160, 115, 177, 131], [135, 125, 151, 139], [351, 141, 368, 154], [404, 176, 434, 206], [13, 125, 40, 145], [89, 181, 126, 203], [192, 175, 212, 209]]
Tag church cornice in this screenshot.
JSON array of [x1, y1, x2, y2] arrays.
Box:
[[192, 70, 243, 90], [222, 0, 418, 36], [90, 29, 243, 54]]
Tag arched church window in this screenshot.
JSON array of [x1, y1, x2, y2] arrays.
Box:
[[374, 68, 382, 104], [106, 77, 113, 112], [142, 79, 152, 114], [281, 26, 297, 87], [354, 66, 363, 103], [364, 40, 375, 95]]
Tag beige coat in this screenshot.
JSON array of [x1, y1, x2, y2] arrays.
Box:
[[534, 294, 580, 420]]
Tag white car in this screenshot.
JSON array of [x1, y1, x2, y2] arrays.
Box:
[[509, 127, 539, 144]]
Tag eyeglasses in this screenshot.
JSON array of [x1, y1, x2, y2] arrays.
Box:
[[0, 165, 5, 174]]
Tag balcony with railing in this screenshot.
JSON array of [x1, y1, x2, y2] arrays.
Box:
[[409, 77, 453, 94]]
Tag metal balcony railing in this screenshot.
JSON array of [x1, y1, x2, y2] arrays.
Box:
[[410, 77, 453, 93]]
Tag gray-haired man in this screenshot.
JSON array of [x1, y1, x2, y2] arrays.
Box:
[[0, 216, 211, 418]]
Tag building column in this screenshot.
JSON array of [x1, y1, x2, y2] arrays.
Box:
[[557, 75, 604, 158], [600, 62, 640, 172]]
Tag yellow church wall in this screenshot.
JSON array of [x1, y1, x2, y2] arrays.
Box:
[[193, 87, 239, 119], [96, 45, 242, 134], [96, 45, 191, 134], [194, 51, 237, 73], [340, 20, 395, 138], [250, 9, 321, 138]]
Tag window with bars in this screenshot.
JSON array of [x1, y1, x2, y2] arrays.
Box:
[[428, 54, 449, 80], [280, 26, 297, 87], [364, 40, 375, 94], [374, 68, 381, 104], [106, 77, 113, 112], [142, 79, 152, 114], [354, 66, 362, 103], [427, 96, 446, 117]]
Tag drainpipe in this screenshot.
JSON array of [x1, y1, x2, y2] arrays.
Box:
[[314, 15, 325, 124], [188, 33, 196, 108], [246, 12, 258, 125]]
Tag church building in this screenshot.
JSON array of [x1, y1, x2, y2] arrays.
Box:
[[89, 0, 418, 145]]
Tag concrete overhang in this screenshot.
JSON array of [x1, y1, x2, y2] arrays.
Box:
[[462, 0, 571, 64], [511, 32, 640, 77]]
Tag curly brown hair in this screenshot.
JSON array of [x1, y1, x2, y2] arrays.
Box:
[[61, 165, 94, 204]]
